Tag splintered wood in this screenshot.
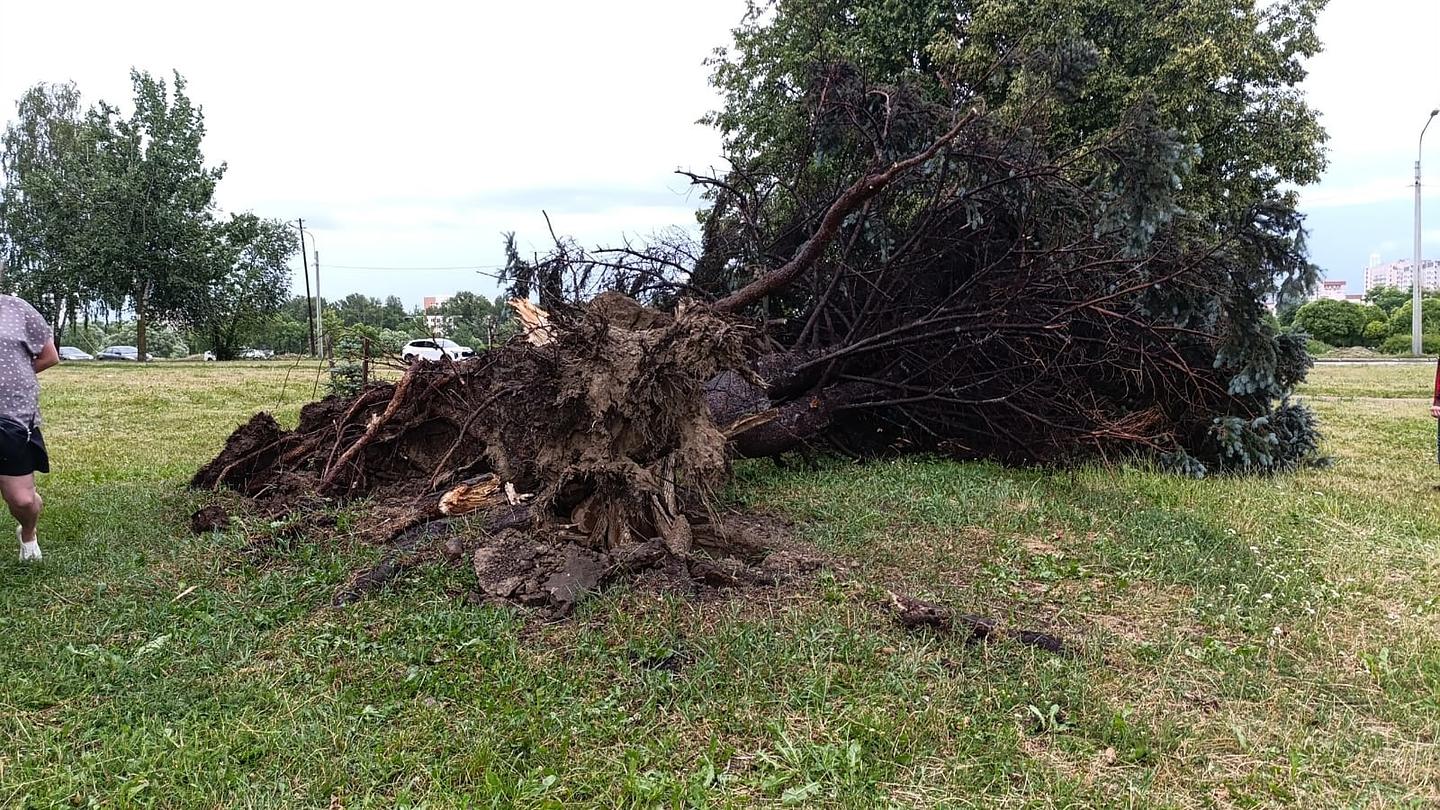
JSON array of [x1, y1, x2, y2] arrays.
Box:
[[509, 298, 554, 347], [440, 475, 506, 516]]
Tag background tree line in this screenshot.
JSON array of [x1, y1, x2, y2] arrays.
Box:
[[2, 70, 512, 360], [0, 71, 296, 360], [1284, 286, 1440, 354]]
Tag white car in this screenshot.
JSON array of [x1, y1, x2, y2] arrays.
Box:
[[401, 338, 474, 363]]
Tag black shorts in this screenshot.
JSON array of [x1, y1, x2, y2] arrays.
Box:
[[0, 418, 49, 477]]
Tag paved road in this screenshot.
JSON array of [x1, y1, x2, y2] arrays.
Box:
[[1313, 359, 1434, 366]]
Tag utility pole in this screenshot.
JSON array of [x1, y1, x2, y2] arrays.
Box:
[[1415, 109, 1437, 356], [313, 246, 323, 358], [298, 218, 316, 356]]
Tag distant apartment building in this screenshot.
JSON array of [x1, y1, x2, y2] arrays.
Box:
[[422, 294, 453, 312], [422, 313, 456, 335], [421, 295, 456, 336], [1316, 279, 1365, 303], [1364, 259, 1440, 293]]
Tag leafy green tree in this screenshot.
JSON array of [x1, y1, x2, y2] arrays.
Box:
[[57, 322, 107, 353], [1386, 299, 1440, 341], [1361, 319, 1389, 347], [1365, 285, 1412, 315], [331, 293, 383, 328], [282, 294, 322, 323], [429, 290, 498, 345], [4, 72, 294, 354], [175, 213, 295, 359], [380, 296, 410, 330], [0, 82, 98, 328], [328, 294, 419, 332], [265, 314, 311, 355], [695, 0, 1329, 473], [84, 70, 225, 362], [433, 290, 495, 323], [1292, 299, 1368, 347]]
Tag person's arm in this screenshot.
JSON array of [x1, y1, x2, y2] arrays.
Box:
[[17, 300, 56, 374], [1432, 357, 1440, 417], [32, 339, 58, 373]]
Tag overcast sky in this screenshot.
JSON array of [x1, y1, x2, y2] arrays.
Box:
[[1, 0, 1436, 303]]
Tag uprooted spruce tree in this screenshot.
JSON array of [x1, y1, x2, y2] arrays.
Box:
[[194, 0, 1329, 612]]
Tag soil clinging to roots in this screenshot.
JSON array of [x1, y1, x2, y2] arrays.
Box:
[[194, 294, 815, 614]]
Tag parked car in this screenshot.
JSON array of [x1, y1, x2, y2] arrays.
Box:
[[58, 346, 94, 361], [238, 348, 274, 360], [96, 345, 152, 362], [401, 338, 474, 363]]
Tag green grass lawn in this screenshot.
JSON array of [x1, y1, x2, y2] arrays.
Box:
[[0, 361, 1437, 808]]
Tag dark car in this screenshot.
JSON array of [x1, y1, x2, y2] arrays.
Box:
[[58, 346, 94, 361], [97, 345, 153, 362]]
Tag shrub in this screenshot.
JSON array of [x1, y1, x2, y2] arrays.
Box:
[[1362, 319, 1390, 347], [1385, 299, 1440, 339], [326, 325, 407, 396], [1293, 299, 1375, 347], [1379, 333, 1440, 356]]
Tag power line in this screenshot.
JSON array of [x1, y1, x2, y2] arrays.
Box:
[[324, 263, 507, 271]]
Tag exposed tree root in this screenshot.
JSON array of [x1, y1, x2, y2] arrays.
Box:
[[194, 293, 810, 614], [887, 591, 1070, 656]]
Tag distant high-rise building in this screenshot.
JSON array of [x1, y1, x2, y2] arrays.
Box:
[[1364, 259, 1440, 293]]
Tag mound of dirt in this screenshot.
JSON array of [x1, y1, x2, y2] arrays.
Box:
[[1320, 346, 1382, 360]]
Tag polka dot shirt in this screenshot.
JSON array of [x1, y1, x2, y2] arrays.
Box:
[[0, 295, 52, 426]]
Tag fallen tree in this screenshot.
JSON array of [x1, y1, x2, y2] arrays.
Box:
[[505, 70, 1319, 473], [195, 2, 1326, 615]]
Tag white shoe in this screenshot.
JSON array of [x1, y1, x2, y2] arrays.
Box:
[[18, 526, 41, 562]]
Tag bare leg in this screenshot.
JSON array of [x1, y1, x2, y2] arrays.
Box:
[[0, 474, 41, 542]]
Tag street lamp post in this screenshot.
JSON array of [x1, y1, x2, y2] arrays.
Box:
[[300, 230, 321, 357], [1414, 109, 1438, 356]]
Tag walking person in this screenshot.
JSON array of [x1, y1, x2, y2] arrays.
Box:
[[0, 293, 58, 560], [1434, 353, 1440, 466]]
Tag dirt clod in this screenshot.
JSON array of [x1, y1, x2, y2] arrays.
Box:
[[189, 505, 231, 534]]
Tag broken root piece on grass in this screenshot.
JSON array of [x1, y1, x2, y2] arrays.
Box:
[[189, 505, 231, 534], [887, 591, 1070, 656]]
